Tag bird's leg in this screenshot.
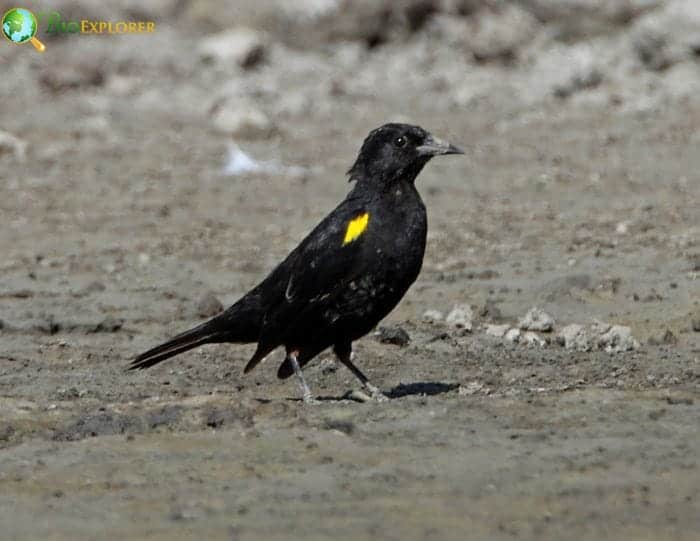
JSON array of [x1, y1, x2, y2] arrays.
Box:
[[287, 350, 317, 404], [334, 346, 388, 402]]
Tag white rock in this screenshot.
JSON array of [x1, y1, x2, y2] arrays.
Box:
[[504, 328, 521, 343], [558, 324, 591, 351], [446, 304, 473, 331], [519, 306, 555, 332], [223, 143, 308, 177], [223, 143, 266, 175], [422, 309, 444, 323], [199, 28, 267, 68], [597, 325, 640, 353], [485, 324, 510, 338], [522, 331, 546, 347], [458, 381, 484, 396], [590, 319, 611, 335]]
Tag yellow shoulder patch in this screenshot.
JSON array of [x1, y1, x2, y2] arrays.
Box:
[[343, 212, 370, 245]]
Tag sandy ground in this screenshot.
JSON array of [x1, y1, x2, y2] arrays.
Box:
[[1, 1, 699, 539]]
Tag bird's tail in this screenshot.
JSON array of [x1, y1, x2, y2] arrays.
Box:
[[129, 320, 226, 370], [129, 296, 262, 370]]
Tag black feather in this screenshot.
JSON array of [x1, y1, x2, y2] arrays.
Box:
[[131, 123, 462, 399]]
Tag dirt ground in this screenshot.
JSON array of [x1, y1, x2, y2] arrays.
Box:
[[1, 1, 699, 540]]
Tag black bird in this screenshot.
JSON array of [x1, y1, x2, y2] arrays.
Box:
[[130, 123, 463, 402]]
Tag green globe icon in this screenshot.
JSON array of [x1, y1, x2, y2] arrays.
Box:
[[2, 7, 46, 52]]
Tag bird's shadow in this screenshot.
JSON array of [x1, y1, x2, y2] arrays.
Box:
[[386, 381, 459, 399], [278, 381, 459, 403]]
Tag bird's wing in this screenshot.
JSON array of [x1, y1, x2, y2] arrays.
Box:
[[244, 197, 373, 369]]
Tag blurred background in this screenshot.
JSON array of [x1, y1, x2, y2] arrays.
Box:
[[1, 2, 699, 540], [1, 0, 698, 342]]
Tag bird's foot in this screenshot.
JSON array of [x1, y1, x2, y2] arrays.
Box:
[[302, 392, 321, 405], [347, 385, 389, 403], [366, 384, 389, 403]]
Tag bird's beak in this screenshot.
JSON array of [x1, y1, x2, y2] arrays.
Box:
[[416, 135, 464, 157]]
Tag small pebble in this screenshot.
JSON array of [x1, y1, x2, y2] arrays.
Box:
[[197, 292, 224, 318], [519, 306, 555, 332], [422, 309, 444, 323], [522, 331, 546, 347], [485, 324, 509, 338], [346, 389, 372, 403], [458, 381, 485, 396], [91, 316, 123, 333], [557, 324, 591, 352], [479, 299, 502, 321], [445, 304, 473, 331], [504, 328, 521, 343], [597, 325, 639, 353], [375, 326, 410, 347]]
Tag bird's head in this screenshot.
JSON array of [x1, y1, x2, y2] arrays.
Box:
[[347, 123, 463, 185]]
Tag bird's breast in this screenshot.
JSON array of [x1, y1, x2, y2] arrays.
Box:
[[366, 188, 427, 276]]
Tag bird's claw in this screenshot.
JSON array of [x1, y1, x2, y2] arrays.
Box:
[[302, 393, 321, 405], [365, 383, 389, 402], [347, 386, 389, 403], [368, 388, 389, 403]]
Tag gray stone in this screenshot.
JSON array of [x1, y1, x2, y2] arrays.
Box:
[[590, 319, 611, 335], [522, 331, 546, 347], [597, 325, 640, 353], [375, 326, 411, 347], [445, 304, 473, 331], [557, 324, 591, 352], [196, 292, 224, 318], [485, 324, 509, 338], [422, 309, 444, 323], [504, 328, 521, 343], [458, 381, 485, 396], [91, 316, 123, 333], [519, 306, 555, 332]]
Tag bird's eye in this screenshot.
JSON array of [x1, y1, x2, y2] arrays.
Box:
[[394, 136, 407, 148]]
